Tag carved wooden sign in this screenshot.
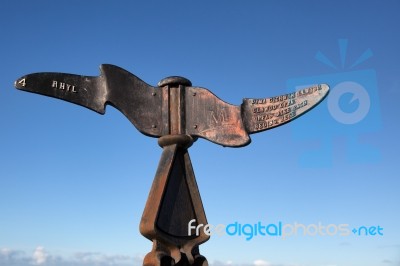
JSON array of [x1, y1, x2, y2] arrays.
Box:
[[15, 64, 329, 266]]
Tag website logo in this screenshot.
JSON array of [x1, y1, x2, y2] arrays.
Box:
[[286, 39, 381, 167], [188, 219, 383, 241]]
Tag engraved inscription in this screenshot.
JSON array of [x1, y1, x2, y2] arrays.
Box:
[[255, 119, 279, 130], [252, 100, 307, 118], [251, 99, 308, 131], [296, 85, 321, 97], [210, 110, 226, 124], [51, 80, 78, 93], [18, 78, 26, 87], [251, 85, 321, 106], [277, 100, 307, 116], [244, 84, 329, 133], [247, 85, 323, 131], [256, 113, 275, 121], [269, 92, 296, 103], [207, 109, 230, 129]]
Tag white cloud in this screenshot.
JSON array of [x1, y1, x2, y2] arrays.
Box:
[[1, 248, 11, 257], [32, 246, 47, 265], [210, 260, 238, 266], [210, 259, 296, 266], [253, 259, 271, 266], [0, 248, 30, 265], [74, 251, 133, 265], [0, 249, 296, 266], [0, 246, 143, 266]]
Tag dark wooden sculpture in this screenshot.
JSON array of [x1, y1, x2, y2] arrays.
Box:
[[15, 64, 329, 266]]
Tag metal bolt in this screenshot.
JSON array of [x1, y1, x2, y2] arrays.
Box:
[[152, 125, 157, 128], [152, 92, 156, 96], [194, 125, 198, 129]]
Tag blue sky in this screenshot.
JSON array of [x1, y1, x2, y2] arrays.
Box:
[[1, 1, 399, 266]]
